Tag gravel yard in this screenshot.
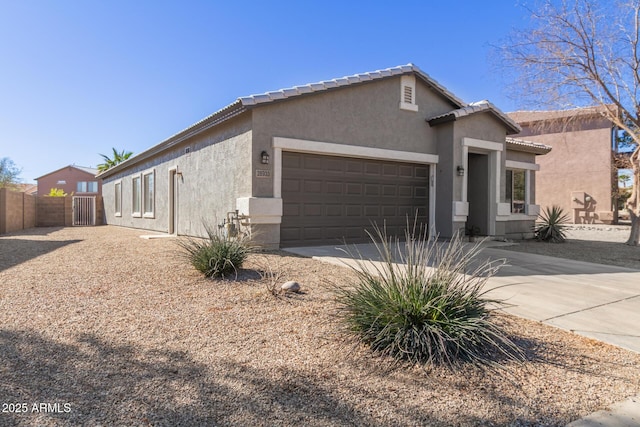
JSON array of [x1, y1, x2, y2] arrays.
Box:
[[1, 225, 639, 426]]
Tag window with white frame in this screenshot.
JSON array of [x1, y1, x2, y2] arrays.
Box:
[[132, 176, 141, 217], [506, 169, 526, 213], [143, 170, 155, 218], [77, 181, 98, 193], [114, 181, 122, 217]]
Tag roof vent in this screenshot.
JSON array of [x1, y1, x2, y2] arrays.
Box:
[[399, 75, 418, 112], [403, 85, 413, 104]]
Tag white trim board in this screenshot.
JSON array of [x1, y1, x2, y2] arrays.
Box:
[[272, 137, 439, 164], [506, 160, 540, 171]]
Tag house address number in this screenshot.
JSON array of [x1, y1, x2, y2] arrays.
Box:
[[256, 169, 270, 178]]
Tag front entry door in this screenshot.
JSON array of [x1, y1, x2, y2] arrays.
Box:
[[467, 153, 489, 235]]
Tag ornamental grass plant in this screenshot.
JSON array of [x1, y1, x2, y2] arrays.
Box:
[[178, 223, 250, 279], [335, 224, 524, 370]]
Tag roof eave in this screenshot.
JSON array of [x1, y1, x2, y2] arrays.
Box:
[[99, 101, 246, 179]]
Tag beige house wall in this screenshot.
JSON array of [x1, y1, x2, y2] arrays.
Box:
[[510, 114, 614, 224]]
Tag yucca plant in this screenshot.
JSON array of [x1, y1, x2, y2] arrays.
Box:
[[335, 224, 523, 370], [178, 223, 250, 279], [534, 205, 570, 243]]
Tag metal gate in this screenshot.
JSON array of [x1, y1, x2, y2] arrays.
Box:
[[72, 196, 96, 226]]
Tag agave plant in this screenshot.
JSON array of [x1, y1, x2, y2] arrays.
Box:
[[534, 205, 570, 243], [334, 223, 524, 370]]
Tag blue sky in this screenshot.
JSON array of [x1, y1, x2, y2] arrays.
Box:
[[0, 1, 532, 182]]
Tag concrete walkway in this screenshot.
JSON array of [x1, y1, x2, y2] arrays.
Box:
[[285, 241, 640, 426]]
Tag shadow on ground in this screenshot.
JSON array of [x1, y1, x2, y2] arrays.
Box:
[[0, 237, 81, 273], [0, 328, 603, 426]]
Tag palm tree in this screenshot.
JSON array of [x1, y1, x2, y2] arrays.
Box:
[[97, 148, 133, 172]]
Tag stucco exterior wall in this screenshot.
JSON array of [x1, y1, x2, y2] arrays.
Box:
[[513, 119, 613, 223], [452, 113, 510, 237], [37, 167, 101, 196], [251, 76, 453, 198], [102, 115, 253, 238]]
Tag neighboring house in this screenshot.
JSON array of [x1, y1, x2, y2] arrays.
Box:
[[16, 183, 38, 195], [508, 107, 617, 224], [36, 165, 101, 197], [98, 64, 550, 248]]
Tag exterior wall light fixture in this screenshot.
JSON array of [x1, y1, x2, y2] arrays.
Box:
[[261, 151, 270, 164], [457, 166, 465, 176]]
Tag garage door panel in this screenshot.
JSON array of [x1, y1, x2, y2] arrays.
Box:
[[325, 159, 344, 172], [382, 185, 397, 197], [414, 186, 428, 198], [383, 164, 398, 176], [398, 165, 413, 177], [346, 183, 362, 195], [282, 179, 300, 192], [415, 167, 428, 178], [364, 205, 380, 216], [283, 203, 300, 216], [304, 156, 324, 170], [282, 152, 301, 168], [346, 205, 362, 216], [304, 180, 323, 193], [304, 204, 323, 216], [365, 162, 381, 175], [364, 184, 380, 196], [281, 152, 429, 247], [398, 186, 413, 197], [326, 204, 342, 216], [281, 228, 300, 242], [326, 182, 343, 193], [346, 161, 363, 174]]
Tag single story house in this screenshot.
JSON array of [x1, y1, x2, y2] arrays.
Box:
[[508, 107, 617, 224], [36, 165, 101, 197], [98, 64, 551, 248]]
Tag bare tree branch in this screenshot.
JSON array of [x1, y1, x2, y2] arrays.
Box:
[[500, 0, 640, 245]]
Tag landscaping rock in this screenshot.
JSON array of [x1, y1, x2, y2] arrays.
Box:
[[281, 280, 301, 293]]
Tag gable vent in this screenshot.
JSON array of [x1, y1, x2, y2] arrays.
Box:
[[403, 85, 413, 103], [399, 74, 419, 112]]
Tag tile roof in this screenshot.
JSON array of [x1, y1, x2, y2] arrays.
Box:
[[36, 165, 99, 180], [99, 64, 470, 178], [507, 105, 616, 124], [427, 100, 522, 135], [99, 64, 520, 177], [238, 63, 465, 108], [506, 137, 552, 154]]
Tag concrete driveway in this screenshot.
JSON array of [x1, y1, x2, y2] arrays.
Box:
[[285, 242, 640, 354]]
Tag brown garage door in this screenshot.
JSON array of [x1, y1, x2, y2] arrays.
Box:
[[281, 151, 429, 247]]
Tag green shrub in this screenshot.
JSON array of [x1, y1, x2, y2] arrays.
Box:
[[178, 224, 250, 279], [534, 205, 570, 243], [335, 225, 523, 370]]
